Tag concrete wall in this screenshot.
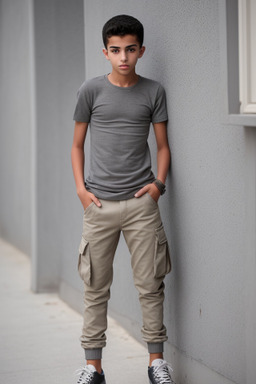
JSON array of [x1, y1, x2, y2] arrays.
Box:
[[81, 1, 247, 384], [0, 0, 85, 290], [1, 1, 255, 383], [0, 0, 32, 255], [31, 0, 85, 291]]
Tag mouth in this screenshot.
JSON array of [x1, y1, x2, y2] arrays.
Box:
[[119, 65, 129, 69]]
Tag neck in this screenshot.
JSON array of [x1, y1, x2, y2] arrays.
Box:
[[108, 71, 139, 87]]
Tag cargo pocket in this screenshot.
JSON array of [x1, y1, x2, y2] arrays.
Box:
[[154, 225, 171, 278], [78, 237, 91, 285]]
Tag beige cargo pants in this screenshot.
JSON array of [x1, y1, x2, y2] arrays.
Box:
[[78, 193, 171, 360]]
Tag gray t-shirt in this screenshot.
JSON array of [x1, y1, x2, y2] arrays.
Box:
[[73, 75, 168, 200]]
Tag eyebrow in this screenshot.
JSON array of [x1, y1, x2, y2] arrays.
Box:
[[109, 44, 138, 49]]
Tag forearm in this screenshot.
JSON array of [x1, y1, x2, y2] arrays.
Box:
[[156, 145, 171, 184], [71, 145, 86, 193], [71, 121, 101, 209]]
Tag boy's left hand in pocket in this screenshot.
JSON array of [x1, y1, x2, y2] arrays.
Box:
[[134, 183, 160, 203]]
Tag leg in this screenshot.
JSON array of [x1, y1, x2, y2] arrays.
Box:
[[78, 200, 121, 368], [149, 353, 163, 366], [87, 359, 102, 374], [122, 194, 171, 354]]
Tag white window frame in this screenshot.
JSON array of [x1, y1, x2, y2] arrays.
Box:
[[239, 0, 256, 114]]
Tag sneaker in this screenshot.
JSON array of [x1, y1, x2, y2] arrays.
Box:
[[75, 364, 106, 384], [148, 359, 175, 384]]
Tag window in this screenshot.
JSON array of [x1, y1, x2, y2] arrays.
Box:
[[219, 0, 256, 126], [239, 0, 256, 114]]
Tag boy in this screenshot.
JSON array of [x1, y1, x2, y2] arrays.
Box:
[[71, 14, 173, 384]]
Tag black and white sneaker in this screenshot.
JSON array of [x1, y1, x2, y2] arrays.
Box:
[[75, 364, 106, 384], [148, 359, 175, 384]]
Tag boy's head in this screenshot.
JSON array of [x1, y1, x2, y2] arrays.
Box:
[[102, 14, 144, 49]]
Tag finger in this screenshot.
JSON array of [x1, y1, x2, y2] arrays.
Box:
[[134, 185, 149, 198], [92, 196, 102, 207]]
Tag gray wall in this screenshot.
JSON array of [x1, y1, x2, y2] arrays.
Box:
[[0, 1, 255, 383], [0, 0, 85, 290], [31, 0, 85, 291], [0, 0, 32, 255], [81, 1, 247, 384]]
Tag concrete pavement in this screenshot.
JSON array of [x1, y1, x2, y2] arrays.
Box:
[[0, 239, 148, 384]]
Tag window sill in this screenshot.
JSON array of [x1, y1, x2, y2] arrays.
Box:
[[226, 114, 256, 127]]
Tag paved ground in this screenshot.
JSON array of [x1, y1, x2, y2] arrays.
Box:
[[0, 239, 148, 384]]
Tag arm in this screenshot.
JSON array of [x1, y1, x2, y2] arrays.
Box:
[[153, 121, 171, 184], [71, 121, 101, 209], [135, 121, 171, 202]]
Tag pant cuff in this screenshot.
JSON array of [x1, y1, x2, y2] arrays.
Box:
[[84, 348, 102, 360], [147, 342, 164, 354]]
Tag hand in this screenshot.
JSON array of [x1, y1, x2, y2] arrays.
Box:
[[134, 183, 161, 203], [77, 187, 101, 210]]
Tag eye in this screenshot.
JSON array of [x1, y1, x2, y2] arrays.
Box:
[[128, 48, 136, 52], [111, 49, 119, 54]]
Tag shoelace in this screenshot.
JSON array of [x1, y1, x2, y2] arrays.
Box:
[[75, 366, 94, 384], [153, 361, 175, 384]]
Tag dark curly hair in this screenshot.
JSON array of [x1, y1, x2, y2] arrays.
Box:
[[102, 14, 144, 48]]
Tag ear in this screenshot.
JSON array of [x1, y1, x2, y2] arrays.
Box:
[[102, 48, 110, 60], [138, 46, 146, 59]]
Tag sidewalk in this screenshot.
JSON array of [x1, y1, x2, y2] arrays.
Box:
[[0, 239, 148, 384]]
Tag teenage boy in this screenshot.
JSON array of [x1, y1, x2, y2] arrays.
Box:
[[71, 14, 174, 384]]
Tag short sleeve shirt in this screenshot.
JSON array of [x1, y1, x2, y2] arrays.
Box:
[[73, 75, 168, 200]]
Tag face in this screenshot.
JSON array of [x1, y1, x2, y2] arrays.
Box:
[[103, 34, 145, 76]]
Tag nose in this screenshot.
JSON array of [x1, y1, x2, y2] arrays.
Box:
[[120, 50, 127, 62]]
